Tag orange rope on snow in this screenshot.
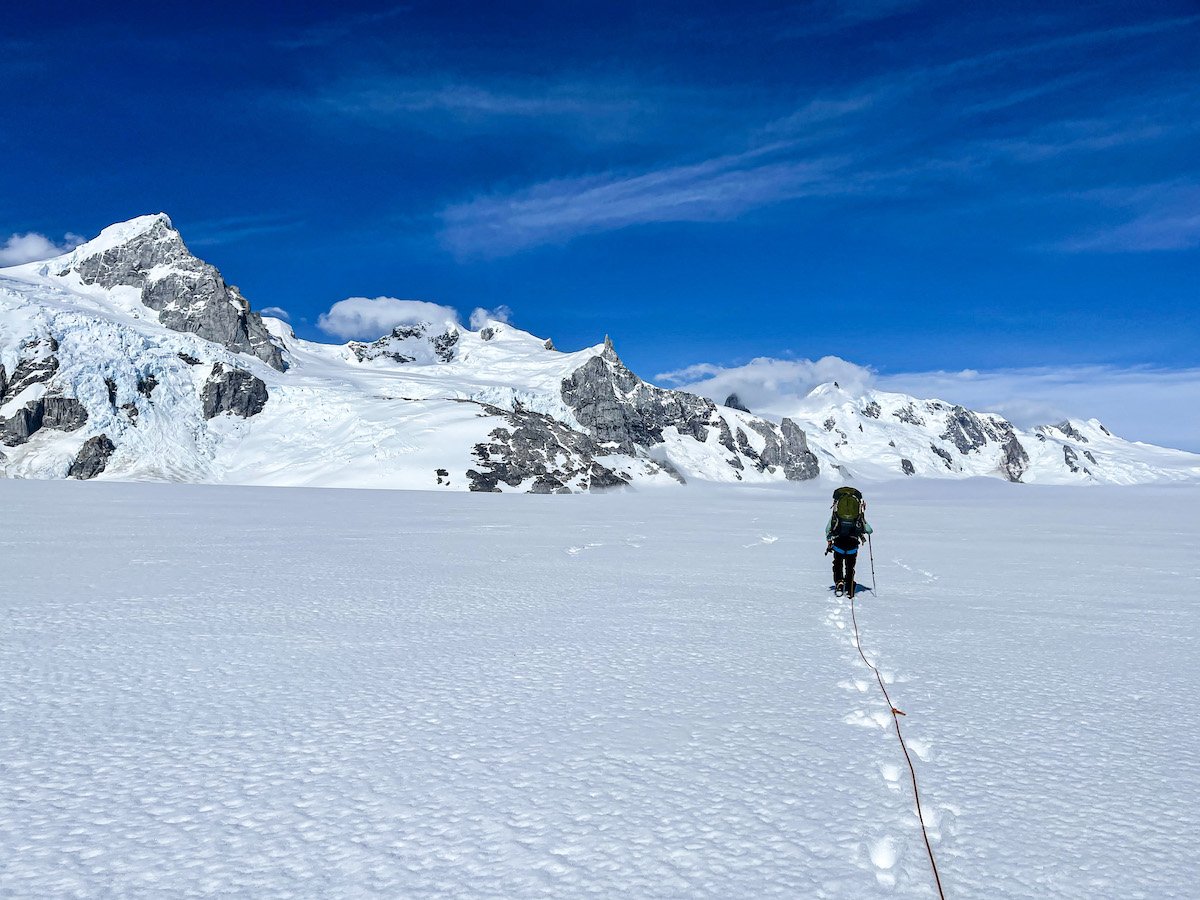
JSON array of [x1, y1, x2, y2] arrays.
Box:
[[849, 593, 946, 899]]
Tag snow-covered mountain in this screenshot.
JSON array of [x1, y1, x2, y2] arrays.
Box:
[[0, 214, 1196, 490], [776, 382, 1200, 485]]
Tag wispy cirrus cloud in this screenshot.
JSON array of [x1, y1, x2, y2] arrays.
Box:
[[1057, 182, 1200, 252], [430, 11, 1199, 258], [438, 147, 849, 257], [290, 73, 665, 145], [917, 13, 1200, 82], [185, 214, 305, 247], [275, 5, 412, 50]]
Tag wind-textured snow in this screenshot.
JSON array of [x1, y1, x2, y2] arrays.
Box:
[[2, 478, 1196, 897]]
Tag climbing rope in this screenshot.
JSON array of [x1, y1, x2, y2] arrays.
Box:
[[849, 593, 946, 899]]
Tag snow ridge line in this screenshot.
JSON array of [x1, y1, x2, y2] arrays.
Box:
[[849, 594, 947, 899]]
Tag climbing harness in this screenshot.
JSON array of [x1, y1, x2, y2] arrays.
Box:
[[848, 593, 945, 899]]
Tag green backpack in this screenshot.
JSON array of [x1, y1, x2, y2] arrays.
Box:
[[832, 486, 864, 523]]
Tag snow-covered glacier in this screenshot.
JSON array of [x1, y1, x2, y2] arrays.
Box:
[[2, 477, 1196, 897]]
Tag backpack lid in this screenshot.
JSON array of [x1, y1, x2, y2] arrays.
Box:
[[832, 485, 863, 521]]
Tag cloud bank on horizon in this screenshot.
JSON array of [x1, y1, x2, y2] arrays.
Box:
[[658, 356, 1200, 453]]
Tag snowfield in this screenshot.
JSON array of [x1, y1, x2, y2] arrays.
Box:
[[2, 478, 1197, 898]]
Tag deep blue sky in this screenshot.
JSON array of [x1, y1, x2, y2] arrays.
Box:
[[3, 1, 1198, 442]]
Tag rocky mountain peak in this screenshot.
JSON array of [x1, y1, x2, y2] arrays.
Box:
[[52, 214, 286, 372], [61, 213, 182, 271]]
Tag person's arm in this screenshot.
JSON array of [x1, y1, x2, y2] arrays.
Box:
[[861, 519, 873, 535]]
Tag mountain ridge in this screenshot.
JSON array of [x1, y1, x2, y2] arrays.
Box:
[[0, 214, 1196, 490]]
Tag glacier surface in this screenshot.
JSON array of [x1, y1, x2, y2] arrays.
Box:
[[2, 478, 1196, 897]]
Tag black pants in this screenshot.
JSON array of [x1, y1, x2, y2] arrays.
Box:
[[832, 550, 858, 591]]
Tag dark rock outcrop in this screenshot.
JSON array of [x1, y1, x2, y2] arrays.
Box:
[[999, 435, 1029, 482], [777, 418, 821, 480], [1063, 445, 1092, 475], [350, 322, 460, 365], [560, 339, 818, 482], [42, 396, 89, 431], [862, 400, 882, 419], [4, 338, 59, 398], [725, 393, 751, 413], [931, 445, 955, 470], [68, 434, 116, 479], [715, 418, 743, 469], [894, 403, 926, 426], [466, 403, 660, 493], [432, 330, 459, 362], [1, 402, 44, 445], [70, 216, 284, 371], [1055, 421, 1088, 442], [901, 458, 915, 476], [0, 338, 61, 445], [560, 345, 715, 455], [741, 419, 820, 479], [941, 406, 992, 454], [201, 363, 268, 419]]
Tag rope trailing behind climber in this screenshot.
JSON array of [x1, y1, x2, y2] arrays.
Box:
[[825, 486, 873, 599], [849, 593, 946, 899]]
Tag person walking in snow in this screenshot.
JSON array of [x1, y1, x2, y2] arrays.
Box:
[[825, 486, 873, 599]]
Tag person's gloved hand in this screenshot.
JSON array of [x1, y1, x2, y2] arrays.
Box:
[[825, 541, 833, 555]]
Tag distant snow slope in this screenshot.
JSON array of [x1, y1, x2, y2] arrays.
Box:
[[1, 213, 1196, 489], [786, 382, 1200, 485], [2, 478, 1196, 897]]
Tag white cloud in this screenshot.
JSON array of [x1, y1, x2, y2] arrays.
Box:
[[259, 306, 290, 320], [656, 356, 876, 414], [469, 305, 513, 329], [661, 355, 1200, 452], [317, 296, 460, 340], [0, 231, 84, 266]]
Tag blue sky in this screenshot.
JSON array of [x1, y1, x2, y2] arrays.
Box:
[[2, 1, 1198, 447]]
